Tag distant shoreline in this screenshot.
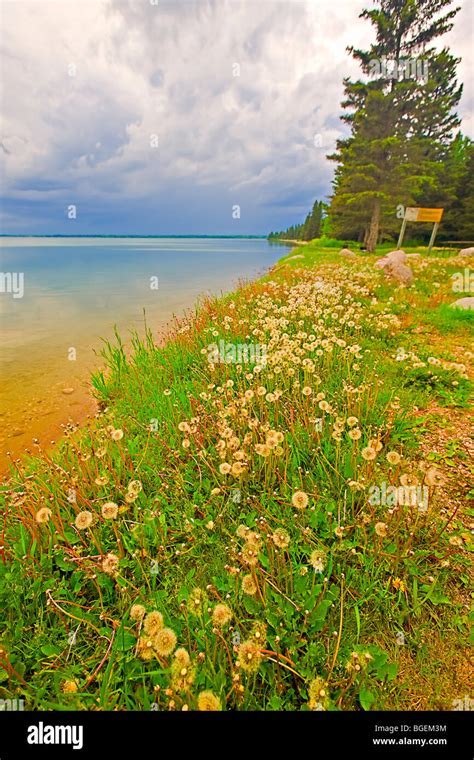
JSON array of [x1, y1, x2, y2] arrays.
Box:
[[0, 234, 269, 239]]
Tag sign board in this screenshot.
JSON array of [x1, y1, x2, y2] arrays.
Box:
[[398, 208, 444, 251], [405, 207, 444, 223]]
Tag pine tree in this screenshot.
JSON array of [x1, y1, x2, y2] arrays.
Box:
[[328, 0, 462, 250]]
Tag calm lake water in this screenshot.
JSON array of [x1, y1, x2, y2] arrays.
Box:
[[0, 237, 290, 471]]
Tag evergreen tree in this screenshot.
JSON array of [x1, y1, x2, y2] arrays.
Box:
[[328, 0, 462, 250]]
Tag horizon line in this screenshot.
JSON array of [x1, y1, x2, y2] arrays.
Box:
[[0, 234, 272, 239]]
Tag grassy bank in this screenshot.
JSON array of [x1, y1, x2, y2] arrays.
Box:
[[0, 242, 472, 711]]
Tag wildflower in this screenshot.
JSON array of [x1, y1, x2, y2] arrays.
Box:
[[334, 525, 344, 538], [369, 439, 383, 453], [75, 511, 93, 530], [238, 639, 262, 672], [61, 680, 78, 694], [219, 463, 231, 475], [310, 550, 326, 573], [101, 552, 119, 576], [231, 462, 246, 476], [153, 627, 177, 657], [178, 421, 190, 433], [188, 587, 207, 615], [251, 622, 267, 644], [392, 577, 406, 593], [242, 574, 257, 595], [400, 473, 419, 487], [348, 428, 362, 441], [95, 447, 106, 458], [272, 528, 290, 549], [101, 502, 118, 519], [374, 521, 388, 537], [174, 648, 191, 668], [110, 429, 124, 441], [197, 691, 221, 711], [130, 604, 146, 622], [236, 524, 250, 539], [308, 676, 329, 710], [361, 447, 377, 461], [347, 416, 359, 427], [206, 520, 215, 530], [386, 451, 401, 465], [424, 467, 446, 487], [137, 637, 155, 661], [171, 658, 195, 691], [212, 604, 233, 627], [163, 389, 172, 396], [241, 543, 259, 566], [318, 400, 330, 412], [448, 536, 463, 547], [144, 611, 164, 635], [35, 507, 52, 524], [244, 531, 261, 547], [95, 476, 109, 486], [302, 386, 312, 396], [124, 491, 138, 504], [128, 480, 142, 495], [292, 490, 309, 510]]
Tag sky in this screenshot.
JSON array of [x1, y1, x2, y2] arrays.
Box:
[[0, 0, 473, 236]]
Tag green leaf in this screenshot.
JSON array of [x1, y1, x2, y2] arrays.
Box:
[[359, 685, 375, 711], [40, 644, 61, 657]]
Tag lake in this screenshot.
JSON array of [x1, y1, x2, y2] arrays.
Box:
[[0, 237, 290, 473]]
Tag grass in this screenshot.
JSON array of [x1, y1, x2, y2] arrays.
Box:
[[0, 241, 472, 712]]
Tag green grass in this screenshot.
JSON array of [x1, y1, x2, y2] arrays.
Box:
[[0, 241, 472, 711]]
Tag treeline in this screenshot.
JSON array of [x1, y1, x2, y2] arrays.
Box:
[[327, 0, 473, 250], [268, 200, 326, 241]]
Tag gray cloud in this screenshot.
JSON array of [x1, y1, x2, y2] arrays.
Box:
[[0, 0, 472, 234]]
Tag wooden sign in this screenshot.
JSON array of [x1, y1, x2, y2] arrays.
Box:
[[398, 207, 444, 251], [405, 207, 444, 223]]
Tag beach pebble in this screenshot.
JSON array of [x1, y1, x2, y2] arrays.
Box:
[[61, 387, 75, 395]]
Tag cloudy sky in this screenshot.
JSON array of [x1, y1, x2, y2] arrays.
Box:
[[1, 0, 472, 235]]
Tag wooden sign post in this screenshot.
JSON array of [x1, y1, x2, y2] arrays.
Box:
[[397, 207, 444, 251]]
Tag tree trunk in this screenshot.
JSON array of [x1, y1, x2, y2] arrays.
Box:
[[366, 199, 381, 253]]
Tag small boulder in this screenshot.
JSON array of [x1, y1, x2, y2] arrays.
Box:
[[385, 261, 414, 286], [450, 297, 474, 310], [374, 249, 413, 285], [375, 249, 407, 269], [458, 247, 474, 257], [339, 247, 356, 258]]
